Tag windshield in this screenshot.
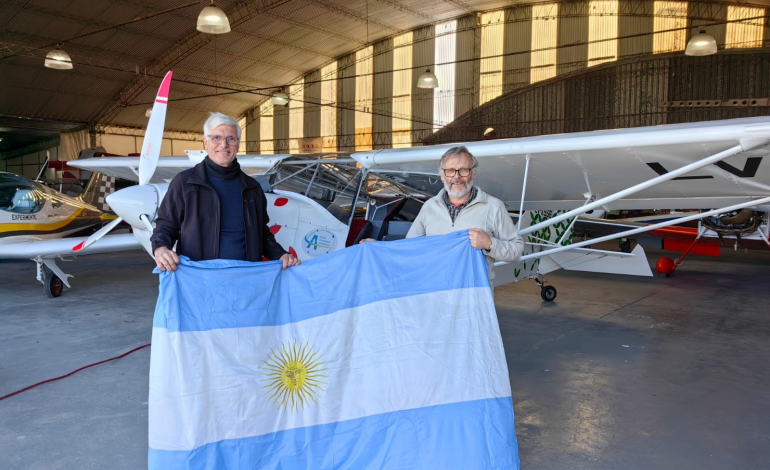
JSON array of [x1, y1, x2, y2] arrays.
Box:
[[0, 173, 47, 214]]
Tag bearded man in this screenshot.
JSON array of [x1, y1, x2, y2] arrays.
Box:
[[405, 146, 524, 286]]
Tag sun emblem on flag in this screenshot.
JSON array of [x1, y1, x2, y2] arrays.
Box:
[[262, 341, 327, 411]]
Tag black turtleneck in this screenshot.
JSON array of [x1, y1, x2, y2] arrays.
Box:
[[204, 155, 241, 180], [204, 156, 246, 260]]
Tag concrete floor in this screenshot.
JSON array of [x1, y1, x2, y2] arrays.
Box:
[[1, 247, 768, 469]]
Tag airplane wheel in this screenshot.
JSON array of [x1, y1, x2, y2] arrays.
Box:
[[541, 285, 557, 302], [44, 271, 63, 298]]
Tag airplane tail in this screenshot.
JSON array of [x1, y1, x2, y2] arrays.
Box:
[[80, 172, 116, 213]]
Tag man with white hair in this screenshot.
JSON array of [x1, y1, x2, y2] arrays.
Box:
[[151, 112, 300, 271], [406, 146, 523, 286]]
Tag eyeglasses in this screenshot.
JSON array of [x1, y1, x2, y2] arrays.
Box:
[[207, 135, 239, 145], [441, 167, 474, 177]]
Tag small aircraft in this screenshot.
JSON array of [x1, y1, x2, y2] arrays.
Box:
[[0, 170, 141, 297], [56, 71, 770, 301]]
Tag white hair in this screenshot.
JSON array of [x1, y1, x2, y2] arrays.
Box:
[[203, 112, 241, 140]]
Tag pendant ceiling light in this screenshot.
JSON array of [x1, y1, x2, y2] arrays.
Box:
[[44, 45, 73, 70], [416, 69, 438, 89], [685, 29, 717, 56], [197, 2, 231, 34], [271, 91, 289, 106]]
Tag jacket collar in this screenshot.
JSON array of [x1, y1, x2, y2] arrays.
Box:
[[187, 159, 260, 189]]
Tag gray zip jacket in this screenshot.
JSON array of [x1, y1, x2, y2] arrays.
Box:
[[406, 187, 524, 284]]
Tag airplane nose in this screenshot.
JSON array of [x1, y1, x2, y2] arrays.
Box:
[[106, 184, 160, 229]]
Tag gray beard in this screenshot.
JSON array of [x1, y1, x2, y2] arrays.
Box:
[[444, 180, 474, 198]]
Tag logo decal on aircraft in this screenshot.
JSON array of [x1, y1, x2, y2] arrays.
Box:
[[647, 157, 762, 180], [303, 229, 336, 256]]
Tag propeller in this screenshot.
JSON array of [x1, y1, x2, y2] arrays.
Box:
[[73, 71, 173, 253]]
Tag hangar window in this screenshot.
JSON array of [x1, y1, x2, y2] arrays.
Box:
[[480, 10, 505, 105], [289, 78, 304, 152], [321, 61, 338, 151], [238, 117, 246, 154], [588, 0, 619, 66], [393, 32, 413, 148], [433, 20, 456, 131], [0, 174, 46, 214], [355, 47, 373, 151], [653, 1, 688, 53], [726, 6, 764, 49], [531, 4, 558, 83], [260, 101, 274, 155]]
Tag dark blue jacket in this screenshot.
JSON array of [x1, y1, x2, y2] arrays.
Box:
[[150, 161, 287, 262]]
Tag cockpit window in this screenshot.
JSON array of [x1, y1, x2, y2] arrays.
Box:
[[0, 173, 47, 214]]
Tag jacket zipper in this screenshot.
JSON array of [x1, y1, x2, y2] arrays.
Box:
[[242, 186, 254, 260]]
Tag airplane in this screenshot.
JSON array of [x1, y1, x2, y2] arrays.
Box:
[[0, 169, 141, 297], [6, 69, 755, 301]]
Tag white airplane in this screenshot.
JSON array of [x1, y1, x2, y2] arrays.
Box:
[[58, 71, 770, 301]]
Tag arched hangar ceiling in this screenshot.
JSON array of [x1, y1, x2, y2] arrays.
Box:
[[0, 0, 507, 140]]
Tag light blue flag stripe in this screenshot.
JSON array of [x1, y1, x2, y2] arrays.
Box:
[[153, 231, 490, 332], [149, 397, 519, 470]]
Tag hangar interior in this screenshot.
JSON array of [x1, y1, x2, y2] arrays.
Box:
[[1, 1, 770, 469], [3, 0, 770, 171]]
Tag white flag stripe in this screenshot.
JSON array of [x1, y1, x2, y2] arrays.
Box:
[[149, 287, 510, 451]]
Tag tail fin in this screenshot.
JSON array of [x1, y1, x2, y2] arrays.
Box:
[[80, 172, 116, 213]]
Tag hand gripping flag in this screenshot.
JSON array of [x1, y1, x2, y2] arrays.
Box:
[[148, 231, 520, 469]]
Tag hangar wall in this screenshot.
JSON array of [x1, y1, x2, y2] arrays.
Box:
[[245, 0, 770, 153], [427, 50, 770, 143]]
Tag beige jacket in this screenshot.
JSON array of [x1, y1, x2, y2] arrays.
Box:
[[406, 187, 524, 284]]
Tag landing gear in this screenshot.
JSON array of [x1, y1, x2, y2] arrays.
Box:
[[541, 285, 557, 301], [535, 276, 557, 302], [44, 270, 64, 298], [35, 258, 72, 298], [619, 238, 632, 253]]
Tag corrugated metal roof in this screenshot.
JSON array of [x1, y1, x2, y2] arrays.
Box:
[[1, 0, 766, 150]]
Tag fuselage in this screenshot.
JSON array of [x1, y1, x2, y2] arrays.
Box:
[[0, 172, 104, 241]]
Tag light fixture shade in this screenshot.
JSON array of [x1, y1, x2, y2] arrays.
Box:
[[271, 92, 289, 106], [197, 4, 231, 34], [417, 69, 439, 89], [44, 46, 73, 70], [685, 30, 717, 56]]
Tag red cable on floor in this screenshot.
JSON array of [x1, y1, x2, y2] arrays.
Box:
[[0, 343, 151, 401]]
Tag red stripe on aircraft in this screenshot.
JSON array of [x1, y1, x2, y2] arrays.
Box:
[[72, 241, 86, 252], [157, 71, 173, 100], [274, 198, 288, 206], [649, 226, 700, 241]]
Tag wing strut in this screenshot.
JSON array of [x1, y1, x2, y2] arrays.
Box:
[[521, 195, 770, 261], [521, 140, 767, 236], [517, 155, 531, 231]]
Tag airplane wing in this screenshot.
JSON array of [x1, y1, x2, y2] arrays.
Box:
[[68, 153, 292, 183], [352, 116, 770, 210], [0, 233, 141, 259]]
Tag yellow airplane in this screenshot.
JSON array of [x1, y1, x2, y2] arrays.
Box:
[[0, 171, 140, 297]]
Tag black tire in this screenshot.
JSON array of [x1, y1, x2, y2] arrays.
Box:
[[541, 285, 557, 302], [44, 271, 63, 298]]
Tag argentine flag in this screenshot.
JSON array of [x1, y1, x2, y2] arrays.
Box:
[[148, 231, 520, 469]]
